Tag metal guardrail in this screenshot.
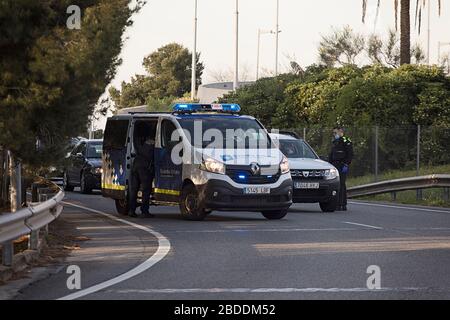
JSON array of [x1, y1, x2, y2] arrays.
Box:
[[348, 174, 450, 199], [0, 183, 64, 266]]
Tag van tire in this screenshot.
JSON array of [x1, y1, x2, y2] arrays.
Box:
[[180, 184, 207, 221], [115, 199, 129, 215], [261, 210, 288, 220], [319, 198, 338, 212]]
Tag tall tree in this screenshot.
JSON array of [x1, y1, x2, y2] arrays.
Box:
[[110, 43, 204, 110], [362, 0, 442, 65], [0, 0, 144, 166]]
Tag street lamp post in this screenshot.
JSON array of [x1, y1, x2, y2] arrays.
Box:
[[275, 0, 280, 76], [233, 0, 239, 91], [426, 0, 431, 64], [438, 41, 450, 61], [256, 29, 274, 80], [191, 0, 198, 101]]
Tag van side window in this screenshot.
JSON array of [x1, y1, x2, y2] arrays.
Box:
[[104, 120, 129, 149], [161, 120, 177, 148]]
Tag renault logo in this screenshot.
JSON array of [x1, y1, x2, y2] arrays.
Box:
[[250, 163, 261, 175], [302, 171, 310, 177]]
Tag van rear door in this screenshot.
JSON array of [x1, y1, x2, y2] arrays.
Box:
[[102, 118, 131, 200]]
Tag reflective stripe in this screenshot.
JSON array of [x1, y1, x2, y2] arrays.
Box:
[[102, 183, 126, 191], [154, 188, 180, 196]]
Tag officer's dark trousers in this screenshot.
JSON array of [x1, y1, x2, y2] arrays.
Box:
[[338, 169, 347, 207], [129, 168, 154, 214]]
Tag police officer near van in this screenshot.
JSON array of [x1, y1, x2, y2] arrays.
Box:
[[329, 126, 353, 211], [129, 136, 155, 218]]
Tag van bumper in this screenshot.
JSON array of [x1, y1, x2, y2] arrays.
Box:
[[196, 179, 293, 211]]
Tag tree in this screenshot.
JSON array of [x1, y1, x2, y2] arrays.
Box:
[[110, 43, 204, 109], [362, 0, 442, 65], [318, 26, 365, 67], [0, 0, 144, 167], [367, 30, 425, 67]]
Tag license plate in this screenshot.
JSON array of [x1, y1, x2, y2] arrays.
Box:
[[243, 187, 271, 194], [294, 182, 320, 189]]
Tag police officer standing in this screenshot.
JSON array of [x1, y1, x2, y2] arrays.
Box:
[[129, 136, 155, 218], [329, 126, 353, 211]]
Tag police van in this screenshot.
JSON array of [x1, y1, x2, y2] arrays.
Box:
[[102, 104, 293, 220]]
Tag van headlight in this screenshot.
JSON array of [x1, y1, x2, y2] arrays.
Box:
[[280, 156, 290, 174], [324, 168, 338, 180], [200, 157, 225, 175]]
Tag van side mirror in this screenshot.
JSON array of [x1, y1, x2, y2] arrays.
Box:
[[76, 152, 84, 158], [319, 155, 329, 162]]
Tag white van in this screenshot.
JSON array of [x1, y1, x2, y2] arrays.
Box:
[[102, 104, 293, 220]]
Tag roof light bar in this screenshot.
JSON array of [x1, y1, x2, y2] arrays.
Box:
[[172, 103, 241, 113]]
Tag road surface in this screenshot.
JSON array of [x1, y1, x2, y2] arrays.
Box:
[[13, 190, 450, 300]]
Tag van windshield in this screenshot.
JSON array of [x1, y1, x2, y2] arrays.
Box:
[[278, 139, 317, 159], [177, 117, 274, 149]]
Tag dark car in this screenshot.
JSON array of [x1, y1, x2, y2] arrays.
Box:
[[63, 139, 103, 194]]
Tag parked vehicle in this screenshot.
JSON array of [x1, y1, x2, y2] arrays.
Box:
[[270, 133, 340, 212], [63, 139, 103, 194], [102, 103, 293, 220]]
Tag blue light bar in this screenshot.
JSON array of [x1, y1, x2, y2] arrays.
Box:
[[172, 103, 241, 113]]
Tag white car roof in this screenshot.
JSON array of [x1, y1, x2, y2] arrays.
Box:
[[269, 133, 298, 140]]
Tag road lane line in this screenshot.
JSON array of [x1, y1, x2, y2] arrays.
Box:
[[342, 221, 383, 230], [349, 201, 450, 214], [164, 227, 358, 233], [58, 201, 171, 300], [106, 287, 435, 294]]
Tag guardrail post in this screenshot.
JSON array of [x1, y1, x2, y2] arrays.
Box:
[[1, 241, 14, 266], [391, 191, 397, 201], [29, 229, 39, 250], [32, 183, 48, 202], [444, 187, 450, 202]]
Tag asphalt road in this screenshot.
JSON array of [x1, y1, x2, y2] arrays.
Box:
[[13, 190, 450, 300]]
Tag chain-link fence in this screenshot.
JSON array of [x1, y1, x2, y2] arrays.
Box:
[[280, 126, 450, 182]]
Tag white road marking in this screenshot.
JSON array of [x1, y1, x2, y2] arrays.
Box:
[[58, 201, 171, 300], [164, 227, 357, 233], [106, 287, 435, 294], [342, 221, 383, 230], [349, 201, 450, 214]]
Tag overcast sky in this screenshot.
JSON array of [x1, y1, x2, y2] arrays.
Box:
[[94, 0, 450, 128]]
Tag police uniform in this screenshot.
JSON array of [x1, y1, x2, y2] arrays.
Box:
[[129, 140, 155, 216], [329, 136, 353, 210]]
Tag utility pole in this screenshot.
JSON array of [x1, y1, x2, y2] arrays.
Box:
[[438, 41, 450, 66], [416, 125, 422, 201], [256, 29, 274, 80], [191, 0, 198, 100], [275, 0, 280, 76], [233, 0, 239, 90], [426, 0, 431, 64]]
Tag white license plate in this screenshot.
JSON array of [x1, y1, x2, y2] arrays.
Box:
[[294, 182, 320, 189], [243, 187, 271, 194]]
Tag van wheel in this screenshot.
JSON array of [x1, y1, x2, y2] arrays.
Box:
[[319, 198, 338, 212], [261, 210, 288, 220], [180, 184, 207, 221], [63, 172, 74, 192], [115, 199, 129, 215]]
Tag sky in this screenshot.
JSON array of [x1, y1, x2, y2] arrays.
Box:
[[94, 0, 450, 128]]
